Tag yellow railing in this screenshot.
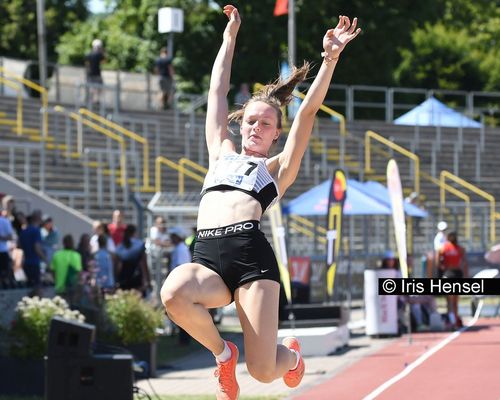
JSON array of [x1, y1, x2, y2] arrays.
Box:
[[79, 108, 152, 191], [440, 171, 497, 244], [0, 67, 48, 137], [155, 156, 205, 193], [365, 130, 420, 195], [0, 77, 23, 135], [178, 158, 207, 193], [65, 111, 127, 187], [289, 214, 327, 244], [292, 90, 346, 136]]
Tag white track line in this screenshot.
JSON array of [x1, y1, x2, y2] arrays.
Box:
[[362, 302, 482, 400]]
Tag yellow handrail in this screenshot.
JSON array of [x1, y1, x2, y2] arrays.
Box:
[[67, 112, 127, 187], [365, 130, 420, 195], [292, 90, 346, 136], [178, 158, 207, 193], [0, 77, 23, 136], [290, 214, 327, 235], [155, 156, 205, 193], [440, 170, 496, 244], [79, 108, 152, 191], [0, 67, 48, 137]]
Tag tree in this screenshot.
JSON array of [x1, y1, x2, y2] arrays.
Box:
[[0, 0, 88, 62]]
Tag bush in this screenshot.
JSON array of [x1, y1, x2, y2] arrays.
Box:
[[104, 290, 163, 345], [9, 296, 85, 359]]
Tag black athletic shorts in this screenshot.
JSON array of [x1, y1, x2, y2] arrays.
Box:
[[192, 220, 281, 300]]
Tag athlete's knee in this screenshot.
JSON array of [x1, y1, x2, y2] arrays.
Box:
[[246, 361, 276, 383], [160, 280, 192, 319]]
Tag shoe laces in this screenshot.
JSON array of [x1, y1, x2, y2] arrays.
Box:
[[214, 361, 234, 391]]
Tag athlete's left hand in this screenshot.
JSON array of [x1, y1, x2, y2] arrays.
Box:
[[323, 16, 361, 59]]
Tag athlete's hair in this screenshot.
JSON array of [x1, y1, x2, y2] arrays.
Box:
[[228, 62, 310, 129]]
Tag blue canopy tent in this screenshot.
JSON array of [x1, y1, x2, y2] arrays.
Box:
[[283, 179, 391, 216], [394, 97, 482, 128], [351, 180, 428, 218], [282, 179, 428, 217]]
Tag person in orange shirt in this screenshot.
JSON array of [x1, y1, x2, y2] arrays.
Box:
[[437, 231, 468, 328]]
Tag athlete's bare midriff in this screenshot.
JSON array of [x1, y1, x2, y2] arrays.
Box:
[[197, 190, 263, 229]]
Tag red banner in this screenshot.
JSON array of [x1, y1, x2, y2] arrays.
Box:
[[273, 0, 288, 16], [289, 256, 311, 285]]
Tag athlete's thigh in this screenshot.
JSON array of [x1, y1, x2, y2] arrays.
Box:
[[162, 262, 231, 308], [235, 279, 281, 367]]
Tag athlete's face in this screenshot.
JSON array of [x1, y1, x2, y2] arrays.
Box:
[[241, 101, 280, 156]]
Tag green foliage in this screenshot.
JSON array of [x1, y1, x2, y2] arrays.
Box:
[[395, 23, 483, 90], [9, 296, 85, 359], [0, 0, 88, 61], [104, 290, 163, 345]]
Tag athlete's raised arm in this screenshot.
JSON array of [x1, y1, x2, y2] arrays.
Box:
[[205, 5, 241, 164], [276, 16, 361, 194]]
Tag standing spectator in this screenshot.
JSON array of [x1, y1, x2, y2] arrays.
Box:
[[150, 216, 170, 248], [437, 231, 468, 328], [234, 82, 251, 106], [85, 39, 106, 107], [108, 209, 126, 246], [41, 216, 60, 266], [116, 225, 150, 295], [0, 201, 14, 287], [90, 220, 116, 254], [94, 234, 115, 292], [19, 212, 47, 289], [168, 227, 191, 272], [168, 227, 192, 345], [77, 233, 93, 271], [434, 221, 448, 252], [50, 234, 82, 299], [154, 47, 175, 110]]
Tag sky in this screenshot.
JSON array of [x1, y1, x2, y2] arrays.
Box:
[[88, 0, 108, 14]]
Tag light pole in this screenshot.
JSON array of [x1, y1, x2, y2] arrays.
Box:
[[36, 0, 47, 88]]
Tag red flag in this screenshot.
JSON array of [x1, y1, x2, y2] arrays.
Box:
[[273, 0, 288, 16]]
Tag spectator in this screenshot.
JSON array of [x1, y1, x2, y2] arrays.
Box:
[[90, 220, 115, 254], [234, 82, 251, 106], [85, 39, 106, 107], [168, 227, 191, 272], [437, 231, 468, 328], [116, 224, 150, 295], [94, 234, 115, 292], [168, 227, 192, 345], [19, 212, 47, 288], [41, 216, 60, 266], [108, 209, 126, 246], [77, 233, 93, 271], [184, 226, 197, 255], [149, 216, 170, 248], [0, 200, 15, 287], [154, 47, 175, 110], [434, 221, 448, 252], [50, 234, 82, 299]]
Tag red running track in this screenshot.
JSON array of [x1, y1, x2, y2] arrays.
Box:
[[294, 318, 500, 400]]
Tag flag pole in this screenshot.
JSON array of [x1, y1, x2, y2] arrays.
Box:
[[288, 0, 295, 67]]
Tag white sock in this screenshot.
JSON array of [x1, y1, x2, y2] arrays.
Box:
[[290, 349, 300, 370], [214, 340, 231, 363]]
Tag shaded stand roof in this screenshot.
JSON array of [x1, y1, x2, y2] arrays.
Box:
[[394, 97, 482, 128]]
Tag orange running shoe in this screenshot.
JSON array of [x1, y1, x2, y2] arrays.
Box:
[[282, 336, 305, 388], [214, 341, 239, 400]]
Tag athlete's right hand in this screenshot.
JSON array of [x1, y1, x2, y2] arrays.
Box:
[[223, 5, 241, 38]]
